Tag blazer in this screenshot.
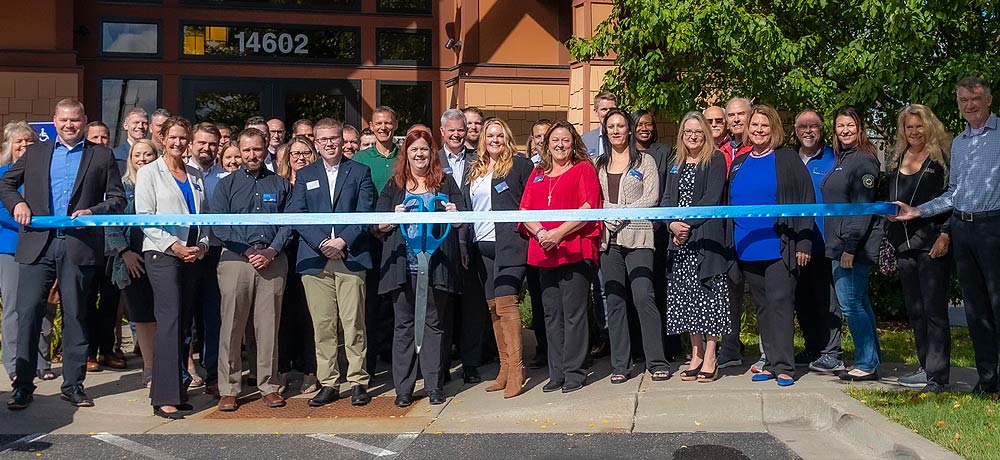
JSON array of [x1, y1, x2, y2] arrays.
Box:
[[582, 128, 603, 159], [134, 156, 209, 255], [376, 175, 466, 295], [460, 155, 534, 268], [729, 147, 815, 272], [644, 143, 674, 197], [438, 147, 478, 186], [288, 157, 376, 274], [0, 140, 125, 265], [661, 151, 733, 281]]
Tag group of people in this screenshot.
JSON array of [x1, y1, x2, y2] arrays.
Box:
[[2, 75, 999, 419]]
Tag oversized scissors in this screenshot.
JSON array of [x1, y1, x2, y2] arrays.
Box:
[[400, 193, 451, 354]]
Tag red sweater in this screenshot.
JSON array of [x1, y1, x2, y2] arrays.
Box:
[[519, 161, 603, 268]]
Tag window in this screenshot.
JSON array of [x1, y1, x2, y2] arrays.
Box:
[[101, 22, 159, 55], [180, 0, 358, 11], [285, 93, 346, 125], [182, 23, 360, 64], [377, 0, 431, 14], [194, 92, 262, 130], [376, 29, 432, 66], [377, 82, 431, 132], [101, 79, 159, 146]]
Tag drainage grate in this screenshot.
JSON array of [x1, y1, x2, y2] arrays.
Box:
[[205, 396, 414, 419]]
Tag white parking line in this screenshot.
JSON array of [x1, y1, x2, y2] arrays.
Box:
[[0, 433, 47, 452], [383, 433, 419, 457], [308, 433, 395, 456], [91, 433, 183, 460]]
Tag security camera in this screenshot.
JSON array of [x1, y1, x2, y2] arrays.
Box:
[[445, 39, 462, 50]]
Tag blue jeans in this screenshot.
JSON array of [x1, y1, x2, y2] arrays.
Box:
[[832, 260, 881, 372]]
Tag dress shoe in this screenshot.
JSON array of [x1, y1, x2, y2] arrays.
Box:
[[308, 386, 339, 407], [351, 386, 371, 406], [99, 355, 127, 370], [428, 390, 446, 405], [6, 389, 33, 410], [971, 383, 998, 397], [217, 396, 238, 412], [205, 384, 220, 399], [86, 358, 102, 372], [60, 387, 94, 407], [153, 406, 185, 419], [589, 340, 610, 359], [394, 393, 413, 407], [462, 367, 482, 384], [175, 403, 194, 411], [542, 381, 564, 393], [263, 392, 286, 408], [561, 383, 584, 393]]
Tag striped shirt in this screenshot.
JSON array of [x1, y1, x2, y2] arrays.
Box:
[[918, 113, 1000, 216]]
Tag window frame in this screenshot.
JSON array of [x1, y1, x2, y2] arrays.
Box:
[[179, 21, 362, 65], [375, 28, 433, 67], [98, 75, 163, 146], [99, 19, 163, 58], [177, 0, 360, 13], [375, 0, 433, 15], [376, 80, 433, 130]]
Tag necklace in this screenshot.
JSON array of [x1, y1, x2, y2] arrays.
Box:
[[546, 172, 566, 206]]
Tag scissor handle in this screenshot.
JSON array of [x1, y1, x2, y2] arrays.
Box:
[[401, 193, 452, 254]]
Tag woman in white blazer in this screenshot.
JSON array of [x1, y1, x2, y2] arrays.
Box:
[[134, 116, 209, 419]]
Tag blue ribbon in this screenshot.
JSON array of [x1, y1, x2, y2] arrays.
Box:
[[28, 203, 897, 228]]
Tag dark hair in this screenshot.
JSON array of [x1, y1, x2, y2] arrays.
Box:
[[598, 108, 640, 171], [462, 106, 484, 118], [237, 127, 267, 148], [161, 116, 192, 140], [192, 122, 221, 140], [86, 121, 109, 131], [531, 119, 553, 131], [538, 120, 591, 173], [832, 106, 876, 156], [244, 115, 267, 128], [394, 130, 445, 191], [361, 127, 374, 136], [631, 109, 658, 144]]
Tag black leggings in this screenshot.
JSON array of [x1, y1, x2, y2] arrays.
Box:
[[898, 250, 952, 385], [474, 241, 527, 300]]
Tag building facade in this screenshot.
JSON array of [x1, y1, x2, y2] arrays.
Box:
[[1, 0, 619, 146]]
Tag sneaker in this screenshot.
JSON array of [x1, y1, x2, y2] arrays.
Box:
[[750, 356, 767, 374], [897, 369, 928, 388], [919, 382, 945, 394], [808, 355, 846, 373], [717, 357, 743, 369], [794, 350, 821, 366]]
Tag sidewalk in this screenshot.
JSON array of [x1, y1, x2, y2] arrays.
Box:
[[0, 344, 969, 460]]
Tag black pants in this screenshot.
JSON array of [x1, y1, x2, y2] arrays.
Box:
[[190, 247, 221, 385], [145, 251, 198, 407], [446, 243, 490, 372], [365, 239, 394, 372], [898, 250, 952, 386], [653, 226, 683, 360], [539, 260, 593, 387], [86, 258, 120, 359], [277, 272, 317, 375], [794, 255, 842, 358], [951, 217, 1000, 390], [526, 267, 547, 357], [474, 241, 526, 300], [14, 237, 96, 393], [590, 275, 609, 344], [719, 263, 746, 363], [741, 259, 796, 376], [600, 245, 668, 375], [391, 277, 448, 395]]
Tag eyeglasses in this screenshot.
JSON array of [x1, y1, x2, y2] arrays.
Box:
[[707, 118, 725, 124], [289, 151, 312, 158], [683, 129, 705, 136], [315, 137, 340, 145]]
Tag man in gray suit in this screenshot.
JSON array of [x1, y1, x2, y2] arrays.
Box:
[[2, 98, 126, 410], [580, 91, 618, 161]]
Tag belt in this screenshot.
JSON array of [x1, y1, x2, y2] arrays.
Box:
[[53, 229, 66, 239], [953, 209, 1000, 222]]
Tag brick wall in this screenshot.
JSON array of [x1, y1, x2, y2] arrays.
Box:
[[463, 82, 569, 150], [0, 72, 79, 128]]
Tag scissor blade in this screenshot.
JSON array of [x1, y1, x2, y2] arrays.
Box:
[[414, 254, 431, 354]]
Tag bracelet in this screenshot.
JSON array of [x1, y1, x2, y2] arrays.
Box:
[[534, 227, 547, 239]]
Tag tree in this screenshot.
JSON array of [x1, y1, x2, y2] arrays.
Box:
[[567, 0, 999, 140]]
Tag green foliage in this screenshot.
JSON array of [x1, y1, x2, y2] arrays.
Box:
[[567, 0, 1000, 137]]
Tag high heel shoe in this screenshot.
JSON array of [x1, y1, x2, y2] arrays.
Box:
[[697, 367, 719, 383], [153, 406, 185, 420], [679, 365, 702, 382]]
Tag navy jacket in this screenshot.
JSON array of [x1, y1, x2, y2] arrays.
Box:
[[288, 158, 376, 274]]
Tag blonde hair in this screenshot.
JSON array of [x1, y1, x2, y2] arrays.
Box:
[[743, 105, 786, 151], [673, 111, 715, 170], [283, 135, 318, 184], [1, 121, 36, 166], [891, 104, 951, 172], [467, 118, 517, 183], [125, 139, 158, 185]]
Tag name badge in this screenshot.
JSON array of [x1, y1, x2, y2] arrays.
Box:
[[532, 175, 544, 183], [216, 172, 228, 179], [811, 167, 827, 175], [306, 180, 320, 190], [494, 181, 509, 193], [669, 166, 678, 174], [628, 169, 644, 180], [262, 193, 277, 203], [731, 163, 741, 173], [192, 183, 202, 192], [443, 167, 454, 175]]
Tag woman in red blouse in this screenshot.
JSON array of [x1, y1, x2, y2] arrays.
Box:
[[519, 120, 602, 393]]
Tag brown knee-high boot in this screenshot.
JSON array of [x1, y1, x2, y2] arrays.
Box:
[[496, 295, 524, 398], [484, 299, 507, 392]]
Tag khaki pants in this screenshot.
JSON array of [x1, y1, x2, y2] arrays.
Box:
[[301, 258, 368, 387], [217, 249, 287, 396]]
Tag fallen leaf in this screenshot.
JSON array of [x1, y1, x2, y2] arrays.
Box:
[[540, 425, 547, 429], [694, 421, 702, 426], [953, 433, 961, 440], [935, 420, 946, 429]]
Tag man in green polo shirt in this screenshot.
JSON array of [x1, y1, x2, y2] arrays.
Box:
[[353, 106, 399, 199]]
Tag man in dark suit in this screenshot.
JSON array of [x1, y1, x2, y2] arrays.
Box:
[[1, 98, 126, 410], [438, 108, 488, 384], [288, 118, 375, 407]]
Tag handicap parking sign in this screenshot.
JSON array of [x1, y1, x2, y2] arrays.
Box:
[[28, 122, 57, 143]]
